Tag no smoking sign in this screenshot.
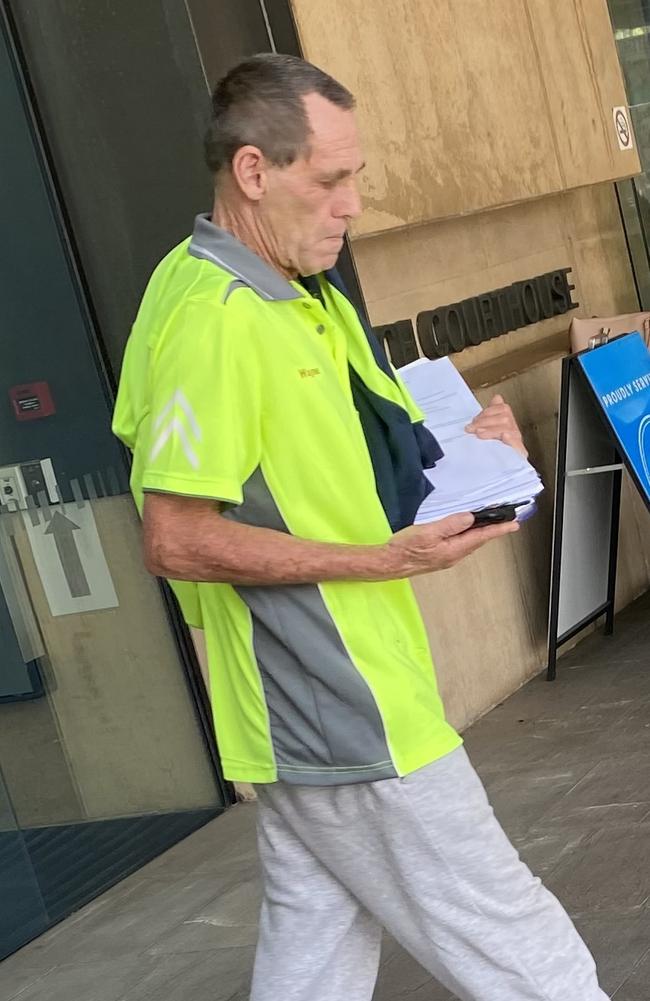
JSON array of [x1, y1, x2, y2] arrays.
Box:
[[613, 106, 634, 152]]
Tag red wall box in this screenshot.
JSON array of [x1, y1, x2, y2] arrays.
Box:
[[9, 382, 56, 422]]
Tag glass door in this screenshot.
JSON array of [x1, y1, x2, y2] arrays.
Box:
[[0, 10, 226, 960], [0, 765, 47, 957]]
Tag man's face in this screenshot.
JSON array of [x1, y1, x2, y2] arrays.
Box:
[[260, 93, 365, 276]]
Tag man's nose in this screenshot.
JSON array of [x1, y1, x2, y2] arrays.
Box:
[[336, 182, 363, 220]]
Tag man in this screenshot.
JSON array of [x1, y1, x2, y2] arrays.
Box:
[[113, 54, 607, 1001]]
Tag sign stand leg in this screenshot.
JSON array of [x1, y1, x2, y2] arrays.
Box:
[[547, 356, 624, 680]]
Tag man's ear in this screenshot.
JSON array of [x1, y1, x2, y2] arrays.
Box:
[[231, 145, 268, 202]]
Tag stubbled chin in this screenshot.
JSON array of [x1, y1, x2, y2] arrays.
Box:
[[318, 252, 340, 272], [299, 249, 341, 276]]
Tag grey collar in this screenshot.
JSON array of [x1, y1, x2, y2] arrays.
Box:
[[188, 213, 302, 302]]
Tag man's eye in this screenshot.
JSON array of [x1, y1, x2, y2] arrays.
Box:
[[320, 179, 337, 190]]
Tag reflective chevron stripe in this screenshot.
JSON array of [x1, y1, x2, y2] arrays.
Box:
[[150, 391, 201, 468], [153, 389, 202, 439]]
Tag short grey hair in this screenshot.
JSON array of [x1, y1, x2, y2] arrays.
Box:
[[204, 53, 355, 176]]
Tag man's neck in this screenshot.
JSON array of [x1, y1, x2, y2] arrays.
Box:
[[211, 200, 296, 281]]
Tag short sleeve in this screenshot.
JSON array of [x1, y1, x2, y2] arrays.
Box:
[[141, 298, 262, 504]]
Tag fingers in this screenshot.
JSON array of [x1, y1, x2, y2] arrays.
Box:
[[466, 401, 512, 432], [468, 520, 520, 542], [443, 519, 519, 563], [471, 417, 513, 433], [472, 405, 512, 423], [465, 396, 527, 458], [426, 514, 519, 551], [435, 512, 476, 538], [474, 426, 528, 458], [502, 430, 528, 458]]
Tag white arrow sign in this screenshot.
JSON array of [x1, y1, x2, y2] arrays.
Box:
[[23, 502, 118, 617]]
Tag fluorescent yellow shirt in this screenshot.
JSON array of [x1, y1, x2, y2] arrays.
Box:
[[113, 215, 460, 785]]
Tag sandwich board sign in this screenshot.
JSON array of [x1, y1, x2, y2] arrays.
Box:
[[548, 332, 650, 679]]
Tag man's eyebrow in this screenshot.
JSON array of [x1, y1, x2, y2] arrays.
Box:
[[320, 162, 366, 181]]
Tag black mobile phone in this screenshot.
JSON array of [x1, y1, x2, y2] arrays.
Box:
[[471, 504, 517, 527]]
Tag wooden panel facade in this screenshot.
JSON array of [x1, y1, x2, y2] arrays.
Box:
[[291, 0, 640, 235]]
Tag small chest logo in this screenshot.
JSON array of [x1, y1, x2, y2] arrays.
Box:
[[298, 368, 321, 379]]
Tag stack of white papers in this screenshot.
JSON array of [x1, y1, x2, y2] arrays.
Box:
[[399, 357, 543, 524]]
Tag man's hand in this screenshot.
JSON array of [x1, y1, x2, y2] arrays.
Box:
[[385, 512, 519, 578], [465, 395, 528, 458]]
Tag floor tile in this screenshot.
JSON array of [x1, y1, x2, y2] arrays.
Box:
[[545, 826, 650, 914], [551, 752, 650, 812], [116, 947, 255, 1001], [1, 967, 50, 1001], [376, 941, 455, 1001], [21, 873, 233, 967], [612, 947, 650, 998], [4, 957, 160, 1001], [479, 764, 593, 838], [511, 827, 588, 877], [146, 877, 262, 954], [574, 907, 650, 997]]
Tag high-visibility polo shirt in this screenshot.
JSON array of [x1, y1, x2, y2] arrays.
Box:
[[113, 214, 461, 786]]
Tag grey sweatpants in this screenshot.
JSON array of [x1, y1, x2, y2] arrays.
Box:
[[251, 747, 607, 1001]]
